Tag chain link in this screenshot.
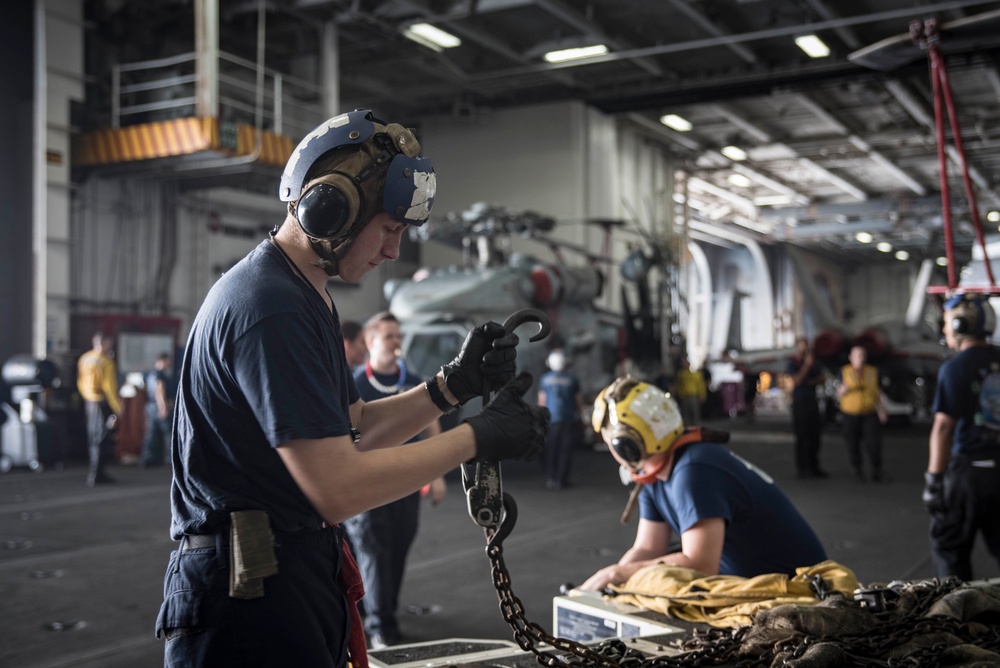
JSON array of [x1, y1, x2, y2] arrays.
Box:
[[481, 528, 1000, 668]]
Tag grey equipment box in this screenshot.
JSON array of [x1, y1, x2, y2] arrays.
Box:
[[369, 634, 687, 668], [552, 590, 686, 643], [368, 638, 521, 668]]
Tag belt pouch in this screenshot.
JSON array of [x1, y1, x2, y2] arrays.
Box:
[[229, 510, 279, 599]]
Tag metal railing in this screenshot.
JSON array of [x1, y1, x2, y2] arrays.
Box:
[[111, 50, 323, 140]]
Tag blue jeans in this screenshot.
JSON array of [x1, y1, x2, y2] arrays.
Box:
[[142, 403, 171, 466], [343, 493, 419, 640], [157, 527, 350, 667]]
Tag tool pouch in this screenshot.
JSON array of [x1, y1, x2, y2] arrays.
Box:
[[229, 510, 279, 599]]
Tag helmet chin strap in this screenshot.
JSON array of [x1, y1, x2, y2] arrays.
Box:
[[629, 427, 711, 485], [306, 216, 373, 277], [630, 457, 670, 485]]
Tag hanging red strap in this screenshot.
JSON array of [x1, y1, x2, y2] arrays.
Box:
[[917, 18, 996, 291]]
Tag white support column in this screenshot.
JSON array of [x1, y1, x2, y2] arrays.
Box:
[[33, 0, 47, 358], [195, 0, 219, 118], [321, 21, 340, 117]]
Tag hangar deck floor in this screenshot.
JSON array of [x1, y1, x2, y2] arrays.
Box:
[[1, 415, 997, 668]]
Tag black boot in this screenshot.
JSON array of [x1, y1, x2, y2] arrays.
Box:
[[87, 446, 115, 486]]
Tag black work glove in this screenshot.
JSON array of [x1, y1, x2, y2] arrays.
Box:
[[442, 321, 518, 405], [465, 372, 550, 462], [922, 471, 945, 514]]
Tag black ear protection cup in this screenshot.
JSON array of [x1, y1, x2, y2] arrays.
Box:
[[295, 173, 364, 240], [280, 109, 435, 243], [610, 434, 644, 466], [945, 293, 986, 337]]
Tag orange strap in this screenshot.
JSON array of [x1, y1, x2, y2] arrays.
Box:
[[338, 531, 369, 668], [629, 427, 729, 485]]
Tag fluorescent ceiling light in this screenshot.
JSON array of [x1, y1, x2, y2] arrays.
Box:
[[543, 44, 608, 63], [687, 198, 709, 211], [895, 250, 910, 261], [876, 242, 893, 252], [727, 173, 753, 188], [988, 210, 1000, 223], [403, 23, 461, 51], [721, 145, 748, 161], [753, 195, 792, 206], [660, 114, 692, 132], [936, 256, 948, 266], [795, 34, 830, 58], [855, 231, 873, 243]]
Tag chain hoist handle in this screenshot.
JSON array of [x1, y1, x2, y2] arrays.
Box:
[[463, 461, 503, 528], [464, 309, 551, 531]]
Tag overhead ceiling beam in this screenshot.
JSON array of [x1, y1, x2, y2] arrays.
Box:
[[795, 93, 927, 195], [472, 0, 998, 78], [796, 156, 869, 201], [714, 103, 868, 201], [533, 0, 665, 77], [881, 79, 998, 203], [688, 175, 757, 216], [664, 0, 757, 64], [801, 0, 862, 50], [624, 112, 701, 151], [725, 160, 811, 206], [987, 67, 1000, 102], [624, 113, 810, 205]]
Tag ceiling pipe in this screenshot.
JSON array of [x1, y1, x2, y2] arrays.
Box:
[[664, 0, 757, 64], [801, 0, 863, 50], [471, 0, 998, 79]]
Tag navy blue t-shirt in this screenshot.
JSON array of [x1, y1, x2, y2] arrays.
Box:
[[145, 369, 179, 407], [932, 344, 1000, 455], [539, 370, 581, 423], [354, 361, 422, 445], [786, 357, 823, 403], [170, 240, 360, 538], [638, 442, 827, 577]]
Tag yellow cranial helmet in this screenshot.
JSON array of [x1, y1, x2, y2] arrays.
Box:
[[592, 376, 685, 466]]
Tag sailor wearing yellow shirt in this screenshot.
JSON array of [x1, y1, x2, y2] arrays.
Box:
[[77, 331, 122, 486], [836, 345, 890, 483], [674, 358, 707, 427]]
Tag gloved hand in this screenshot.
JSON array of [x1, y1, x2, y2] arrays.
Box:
[[922, 471, 946, 514], [465, 372, 550, 462], [442, 321, 518, 404]]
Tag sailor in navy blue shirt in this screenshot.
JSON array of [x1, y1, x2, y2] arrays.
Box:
[[925, 293, 1000, 580], [580, 376, 826, 591]]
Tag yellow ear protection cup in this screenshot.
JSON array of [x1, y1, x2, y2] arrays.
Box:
[[593, 377, 685, 467], [279, 109, 435, 241]]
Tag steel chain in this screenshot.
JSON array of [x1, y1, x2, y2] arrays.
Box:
[[482, 533, 1000, 668], [486, 540, 761, 668]]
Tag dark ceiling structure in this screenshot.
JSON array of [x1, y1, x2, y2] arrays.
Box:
[[82, 0, 1000, 266]]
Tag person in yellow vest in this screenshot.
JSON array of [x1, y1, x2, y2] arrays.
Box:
[[836, 345, 889, 483], [77, 331, 122, 486], [674, 358, 707, 426]]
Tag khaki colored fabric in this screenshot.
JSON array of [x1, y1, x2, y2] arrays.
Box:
[[607, 560, 859, 628]]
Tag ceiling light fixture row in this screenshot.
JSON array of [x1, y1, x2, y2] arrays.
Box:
[[402, 23, 461, 51]]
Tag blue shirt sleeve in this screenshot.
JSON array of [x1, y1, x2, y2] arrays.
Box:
[[233, 312, 354, 446]]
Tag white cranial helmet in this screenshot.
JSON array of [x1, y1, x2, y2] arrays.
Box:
[[547, 349, 566, 372]]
